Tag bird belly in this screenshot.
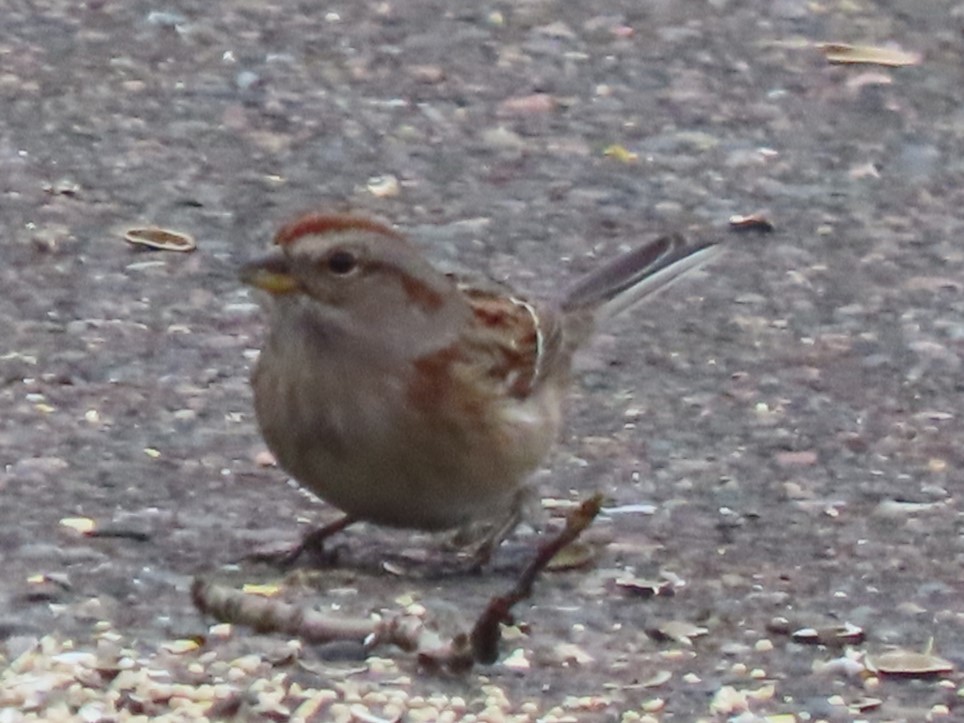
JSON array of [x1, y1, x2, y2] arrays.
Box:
[[257, 365, 559, 531]]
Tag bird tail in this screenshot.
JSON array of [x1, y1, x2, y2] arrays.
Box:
[[559, 234, 722, 321]]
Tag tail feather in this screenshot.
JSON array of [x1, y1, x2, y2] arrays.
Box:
[[560, 234, 722, 321]]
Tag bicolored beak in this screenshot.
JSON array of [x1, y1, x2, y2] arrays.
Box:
[[239, 250, 300, 295]]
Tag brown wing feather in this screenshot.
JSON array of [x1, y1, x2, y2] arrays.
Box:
[[459, 286, 542, 399]]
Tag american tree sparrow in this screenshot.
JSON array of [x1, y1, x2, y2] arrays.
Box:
[[241, 214, 722, 564]]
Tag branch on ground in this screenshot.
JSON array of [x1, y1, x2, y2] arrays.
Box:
[[192, 493, 603, 671]]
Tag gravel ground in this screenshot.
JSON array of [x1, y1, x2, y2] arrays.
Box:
[[2, 1, 964, 721]]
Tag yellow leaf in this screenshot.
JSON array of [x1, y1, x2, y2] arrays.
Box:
[[603, 144, 638, 163]]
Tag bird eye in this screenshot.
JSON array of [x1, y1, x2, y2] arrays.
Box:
[[326, 249, 358, 275]]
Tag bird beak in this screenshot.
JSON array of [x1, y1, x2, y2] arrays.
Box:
[[239, 250, 300, 295]]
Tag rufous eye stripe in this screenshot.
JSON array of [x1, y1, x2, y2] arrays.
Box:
[[273, 213, 402, 247], [395, 270, 445, 312]]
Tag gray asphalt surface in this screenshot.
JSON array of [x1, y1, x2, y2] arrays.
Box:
[[2, 1, 963, 719]]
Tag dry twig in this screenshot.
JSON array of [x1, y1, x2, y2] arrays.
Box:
[[192, 493, 604, 671], [466, 493, 603, 665]]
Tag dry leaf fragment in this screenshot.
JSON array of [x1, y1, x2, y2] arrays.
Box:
[[865, 648, 953, 677], [648, 620, 708, 646], [124, 227, 197, 252], [792, 622, 864, 646], [850, 697, 883, 713], [820, 43, 921, 67], [615, 576, 675, 598], [729, 213, 774, 233]]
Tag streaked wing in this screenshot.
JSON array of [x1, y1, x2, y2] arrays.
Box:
[[457, 285, 545, 398]]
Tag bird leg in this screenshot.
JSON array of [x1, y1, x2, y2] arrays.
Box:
[[245, 514, 356, 568], [283, 514, 357, 567]]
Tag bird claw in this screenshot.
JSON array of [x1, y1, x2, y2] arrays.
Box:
[[244, 515, 355, 569]]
